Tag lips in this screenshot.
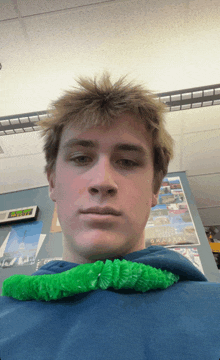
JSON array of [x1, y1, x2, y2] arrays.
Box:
[[81, 206, 121, 216]]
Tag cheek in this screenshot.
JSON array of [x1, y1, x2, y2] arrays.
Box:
[[125, 180, 152, 213], [57, 171, 81, 194], [79, 186, 87, 195], [57, 176, 88, 211]]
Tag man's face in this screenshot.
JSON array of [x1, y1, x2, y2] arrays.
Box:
[[47, 113, 159, 263]]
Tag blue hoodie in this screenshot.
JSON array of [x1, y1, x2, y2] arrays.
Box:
[[0, 245, 220, 360]]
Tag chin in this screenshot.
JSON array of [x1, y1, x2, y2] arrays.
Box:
[[88, 253, 124, 263]]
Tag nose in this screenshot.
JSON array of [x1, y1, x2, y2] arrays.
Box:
[[88, 156, 118, 196]]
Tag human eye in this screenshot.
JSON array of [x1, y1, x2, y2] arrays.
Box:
[[117, 159, 139, 168], [69, 155, 92, 165], [68, 154, 140, 169]]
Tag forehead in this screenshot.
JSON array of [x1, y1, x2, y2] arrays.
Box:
[[60, 113, 153, 156]]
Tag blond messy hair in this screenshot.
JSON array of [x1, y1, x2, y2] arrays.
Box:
[[38, 73, 174, 194]]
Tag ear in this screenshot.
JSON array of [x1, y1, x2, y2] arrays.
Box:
[[151, 190, 159, 208], [47, 170, 56, 202]]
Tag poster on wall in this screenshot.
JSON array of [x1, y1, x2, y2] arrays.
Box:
[[171, 247, 205, 274], [50, 203, 62, 233], [144, 176, 201, 248], [50, 177, 201, 248], [0, 221, 46, 268], [31, 204, 63, 271]]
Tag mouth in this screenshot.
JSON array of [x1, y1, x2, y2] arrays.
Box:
[[81, 207, 121, 216], [80, 213, 118, 220]]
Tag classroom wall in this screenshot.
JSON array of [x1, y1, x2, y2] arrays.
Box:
[[0, 171, 219, 293]]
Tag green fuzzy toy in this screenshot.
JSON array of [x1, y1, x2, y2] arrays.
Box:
[[1, 259, 180, 302]]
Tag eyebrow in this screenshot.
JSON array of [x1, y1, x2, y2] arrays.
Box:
[[63, 139, 148, 157]]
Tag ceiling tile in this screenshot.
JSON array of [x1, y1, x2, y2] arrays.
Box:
[[198, 207, 220, 227], [183, 106, 220, 134], [0, 0, 17, 21], [188, 174, 220, 208], [0, 131, 44, 158], [182, 129, 220, 176], [167, 134, 182, 173], [0, 153, 48, 194], [17, 0, 108, 17], [165, 111, 185, 136]]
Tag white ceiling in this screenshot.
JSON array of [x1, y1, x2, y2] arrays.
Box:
[[0, 0, 220, 233]]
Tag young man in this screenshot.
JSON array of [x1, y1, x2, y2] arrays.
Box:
[[1, 74, 220, 360], [39, 72, 174, 264]]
